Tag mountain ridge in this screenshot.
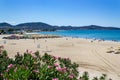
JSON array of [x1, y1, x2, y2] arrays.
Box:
[[0, 22, 120, 30]]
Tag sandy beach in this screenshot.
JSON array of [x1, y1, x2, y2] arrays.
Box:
[[0, 35, 120, 79]]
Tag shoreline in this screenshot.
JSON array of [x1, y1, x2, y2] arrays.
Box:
[[29, 32, 120, 43]]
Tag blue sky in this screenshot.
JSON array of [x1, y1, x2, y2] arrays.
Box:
[[0, 0, 120, 27]]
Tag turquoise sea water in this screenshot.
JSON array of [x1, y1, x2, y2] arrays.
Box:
[[37, 30, 120, 41]]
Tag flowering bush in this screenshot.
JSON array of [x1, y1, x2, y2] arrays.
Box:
[[0, 50, 110, 80]]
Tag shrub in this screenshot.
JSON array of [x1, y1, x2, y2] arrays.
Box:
[[0, 50, 111, 80]]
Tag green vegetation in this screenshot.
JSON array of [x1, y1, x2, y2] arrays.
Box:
[[0, 49, 110, 80]]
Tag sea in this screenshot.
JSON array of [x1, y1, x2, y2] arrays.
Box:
[[37, 30, 120, 41]]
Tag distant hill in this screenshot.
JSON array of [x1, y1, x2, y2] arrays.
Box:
[[58, 25, 120, 30], [15, 22, 57, 31], [0, 22, 120, 31], [0, 22, 13, 29], [79, 25, 120, 30]]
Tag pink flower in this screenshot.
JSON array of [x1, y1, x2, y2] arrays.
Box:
[[56, 67, 67, 72], [62, 67, 67, 72], [48, 66, 53, 68], [8, 64, 14, 69], [54, 64, 59, 67], [52, 78, 58, 80], [33, 70, 39, 73], [53, 56, 58, 59], [29, 50, 32, 54], [56, 67, 62, 72], [32, 52, 35, 54], [69, 74, 74, 79]]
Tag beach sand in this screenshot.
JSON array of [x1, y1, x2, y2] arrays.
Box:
[[0, 35, 120, 79]]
